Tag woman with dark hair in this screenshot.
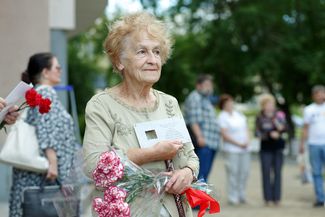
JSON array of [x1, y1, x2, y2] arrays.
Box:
[[218, 94, 251, 205], [9, 53, 80, 217]]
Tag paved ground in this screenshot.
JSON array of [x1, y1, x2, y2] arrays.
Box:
[[194, 154, 324, 217], [1, 154, 324, 217]]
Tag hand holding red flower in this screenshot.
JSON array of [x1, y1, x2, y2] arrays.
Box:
[[0, 88, 52, 131]]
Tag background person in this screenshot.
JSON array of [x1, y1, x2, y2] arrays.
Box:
[[9, 52, 80, 217], [299, 85, 325, 207], [255, 94, 287, 206], [218, 94, 250, 205], [183, 74, 219, 182]]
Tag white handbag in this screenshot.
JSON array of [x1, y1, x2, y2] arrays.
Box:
[[0, 109, 49, 173]]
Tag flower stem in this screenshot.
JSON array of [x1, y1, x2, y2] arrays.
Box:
[[18, 102, 27, 111], [0, 121, 7, 133]]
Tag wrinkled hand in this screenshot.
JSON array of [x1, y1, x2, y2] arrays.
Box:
[[4, 106, 19, 125], [153, 140, 183, 161], [270, 131, 280, 139], [165, 168, 193, 195], [46, 163, 58, 181]]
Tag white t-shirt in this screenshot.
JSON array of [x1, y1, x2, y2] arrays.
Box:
[[218, 110, 249, 153], [303, 103, 325, 145]]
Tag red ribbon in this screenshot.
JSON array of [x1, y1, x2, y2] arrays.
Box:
[[183, 187, 220, 217]]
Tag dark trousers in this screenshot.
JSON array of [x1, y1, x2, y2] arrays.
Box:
[[260, 150, 283, 202], [195, 146, 217, 182]]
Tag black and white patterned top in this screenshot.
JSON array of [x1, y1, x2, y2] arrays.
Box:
[[9, 85, 80, 217]]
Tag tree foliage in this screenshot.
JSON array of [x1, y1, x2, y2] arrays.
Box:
[[154, 0, 325, 105]]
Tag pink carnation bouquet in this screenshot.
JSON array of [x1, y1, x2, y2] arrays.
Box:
[[92, 148, 220, 217]]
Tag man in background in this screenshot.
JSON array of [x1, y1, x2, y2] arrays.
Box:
[[300, 85, 325, 207], [184, 74, 219, 182]]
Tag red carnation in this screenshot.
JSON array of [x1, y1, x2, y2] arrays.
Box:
[[1, 88, 52, 131], [25, 89, 42, 108], [39, 98, 51, 114]]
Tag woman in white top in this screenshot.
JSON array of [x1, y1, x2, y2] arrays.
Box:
[[218, 94, 250, 205]]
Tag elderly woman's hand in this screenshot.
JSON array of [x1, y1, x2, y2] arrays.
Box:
[[153, 140, 183, 161], [4, 106, 19, 125], [126, 140, 183, 165], [165, 168, 193, 194]]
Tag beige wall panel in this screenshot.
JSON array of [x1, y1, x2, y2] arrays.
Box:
[[0, 0, 50, 97], [0, 0, 49, 143], [49, 0, 75, 30]]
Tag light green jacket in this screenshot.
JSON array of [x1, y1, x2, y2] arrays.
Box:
[[83, 89, 199, 217]]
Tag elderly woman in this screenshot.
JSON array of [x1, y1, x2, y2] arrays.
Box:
[[255, 94, 287, 206], [83, 12, 199, 217]]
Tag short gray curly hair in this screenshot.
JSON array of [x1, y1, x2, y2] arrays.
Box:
[[104, 12, 173, 72]]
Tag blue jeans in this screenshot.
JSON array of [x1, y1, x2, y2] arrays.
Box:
[[309, 144, 325, 203], [195, 146, 217, 182], [260, 150, 283, 202]]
